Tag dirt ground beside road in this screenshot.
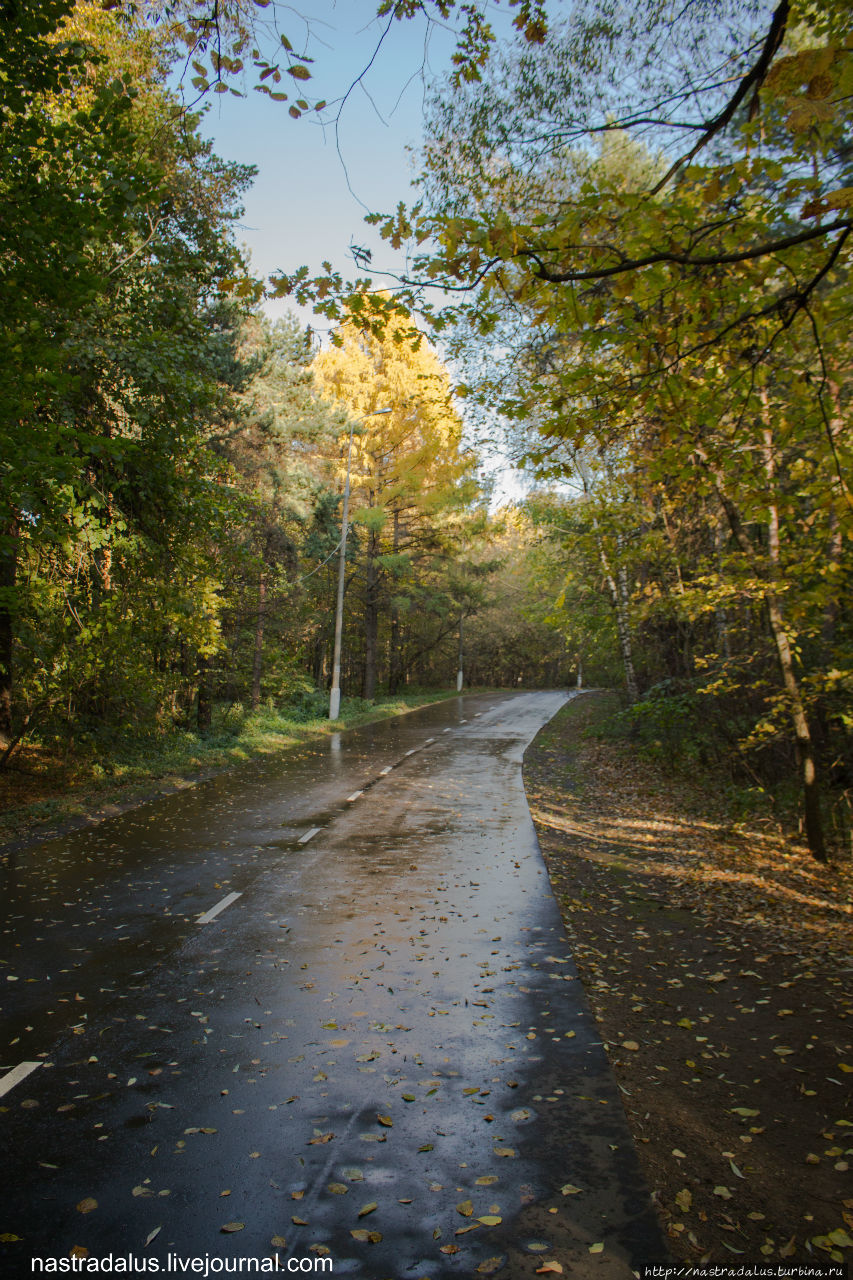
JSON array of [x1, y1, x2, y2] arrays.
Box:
[[524, 691, 853, 1270]]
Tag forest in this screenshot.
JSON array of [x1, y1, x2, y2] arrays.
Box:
[[1, 0, 851, 862]]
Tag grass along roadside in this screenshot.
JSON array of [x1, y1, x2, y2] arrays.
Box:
[[0, 689, 458, 850], [524, 690, 853, 1269]]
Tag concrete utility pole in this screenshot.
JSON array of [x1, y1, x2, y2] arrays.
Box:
[[456, 612, 464, 693], [329, 407, 392, 720]]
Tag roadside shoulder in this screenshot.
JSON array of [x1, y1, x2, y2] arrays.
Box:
[[524, 692, 853, 1269]]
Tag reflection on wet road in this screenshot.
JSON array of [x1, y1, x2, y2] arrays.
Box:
[[0, 691, 667, 1277]]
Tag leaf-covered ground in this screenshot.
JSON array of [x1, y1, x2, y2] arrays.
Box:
[[524, 691, 853, 1269]]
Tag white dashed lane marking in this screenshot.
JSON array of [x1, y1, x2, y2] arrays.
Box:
[[197, 891, 242, 925], [297, 827, 321, 845], [0, 1062, 41, 1099], [346, 790, 364, 803], [379, 766, 392, 776]]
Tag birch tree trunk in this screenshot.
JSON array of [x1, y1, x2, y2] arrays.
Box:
[[598, 535, 639, 704], [708, 417, 826, 862]]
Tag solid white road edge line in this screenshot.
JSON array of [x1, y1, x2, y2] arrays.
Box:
[[0, 1061, 41, 1099], [197, 891, 243, 925], [298, 827, 321, 845]]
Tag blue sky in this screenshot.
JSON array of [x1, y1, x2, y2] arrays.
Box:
[[197, 2, 463, 319], [197, 1, 528, 502]]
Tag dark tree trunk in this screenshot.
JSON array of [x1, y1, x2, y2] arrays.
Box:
[[388, 511, 402, 695], [362, 528, 380, 700], [312, 636, 327, 688], [0, 517, 18, 746], [388, 609, 401, 695], [251, 573, 266, 711], [197, 655, 212, 732]]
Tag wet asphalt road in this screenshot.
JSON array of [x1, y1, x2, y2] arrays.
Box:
[[0, 691, 667, 1277]]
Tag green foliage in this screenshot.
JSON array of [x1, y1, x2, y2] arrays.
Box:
[[326, 0, 853, 855], [597, 682, 722, 773]]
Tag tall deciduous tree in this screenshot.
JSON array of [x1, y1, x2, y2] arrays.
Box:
[[313, 313, 479, 698], [287, 0, 851, 859], [1, 0, 256, 748]]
